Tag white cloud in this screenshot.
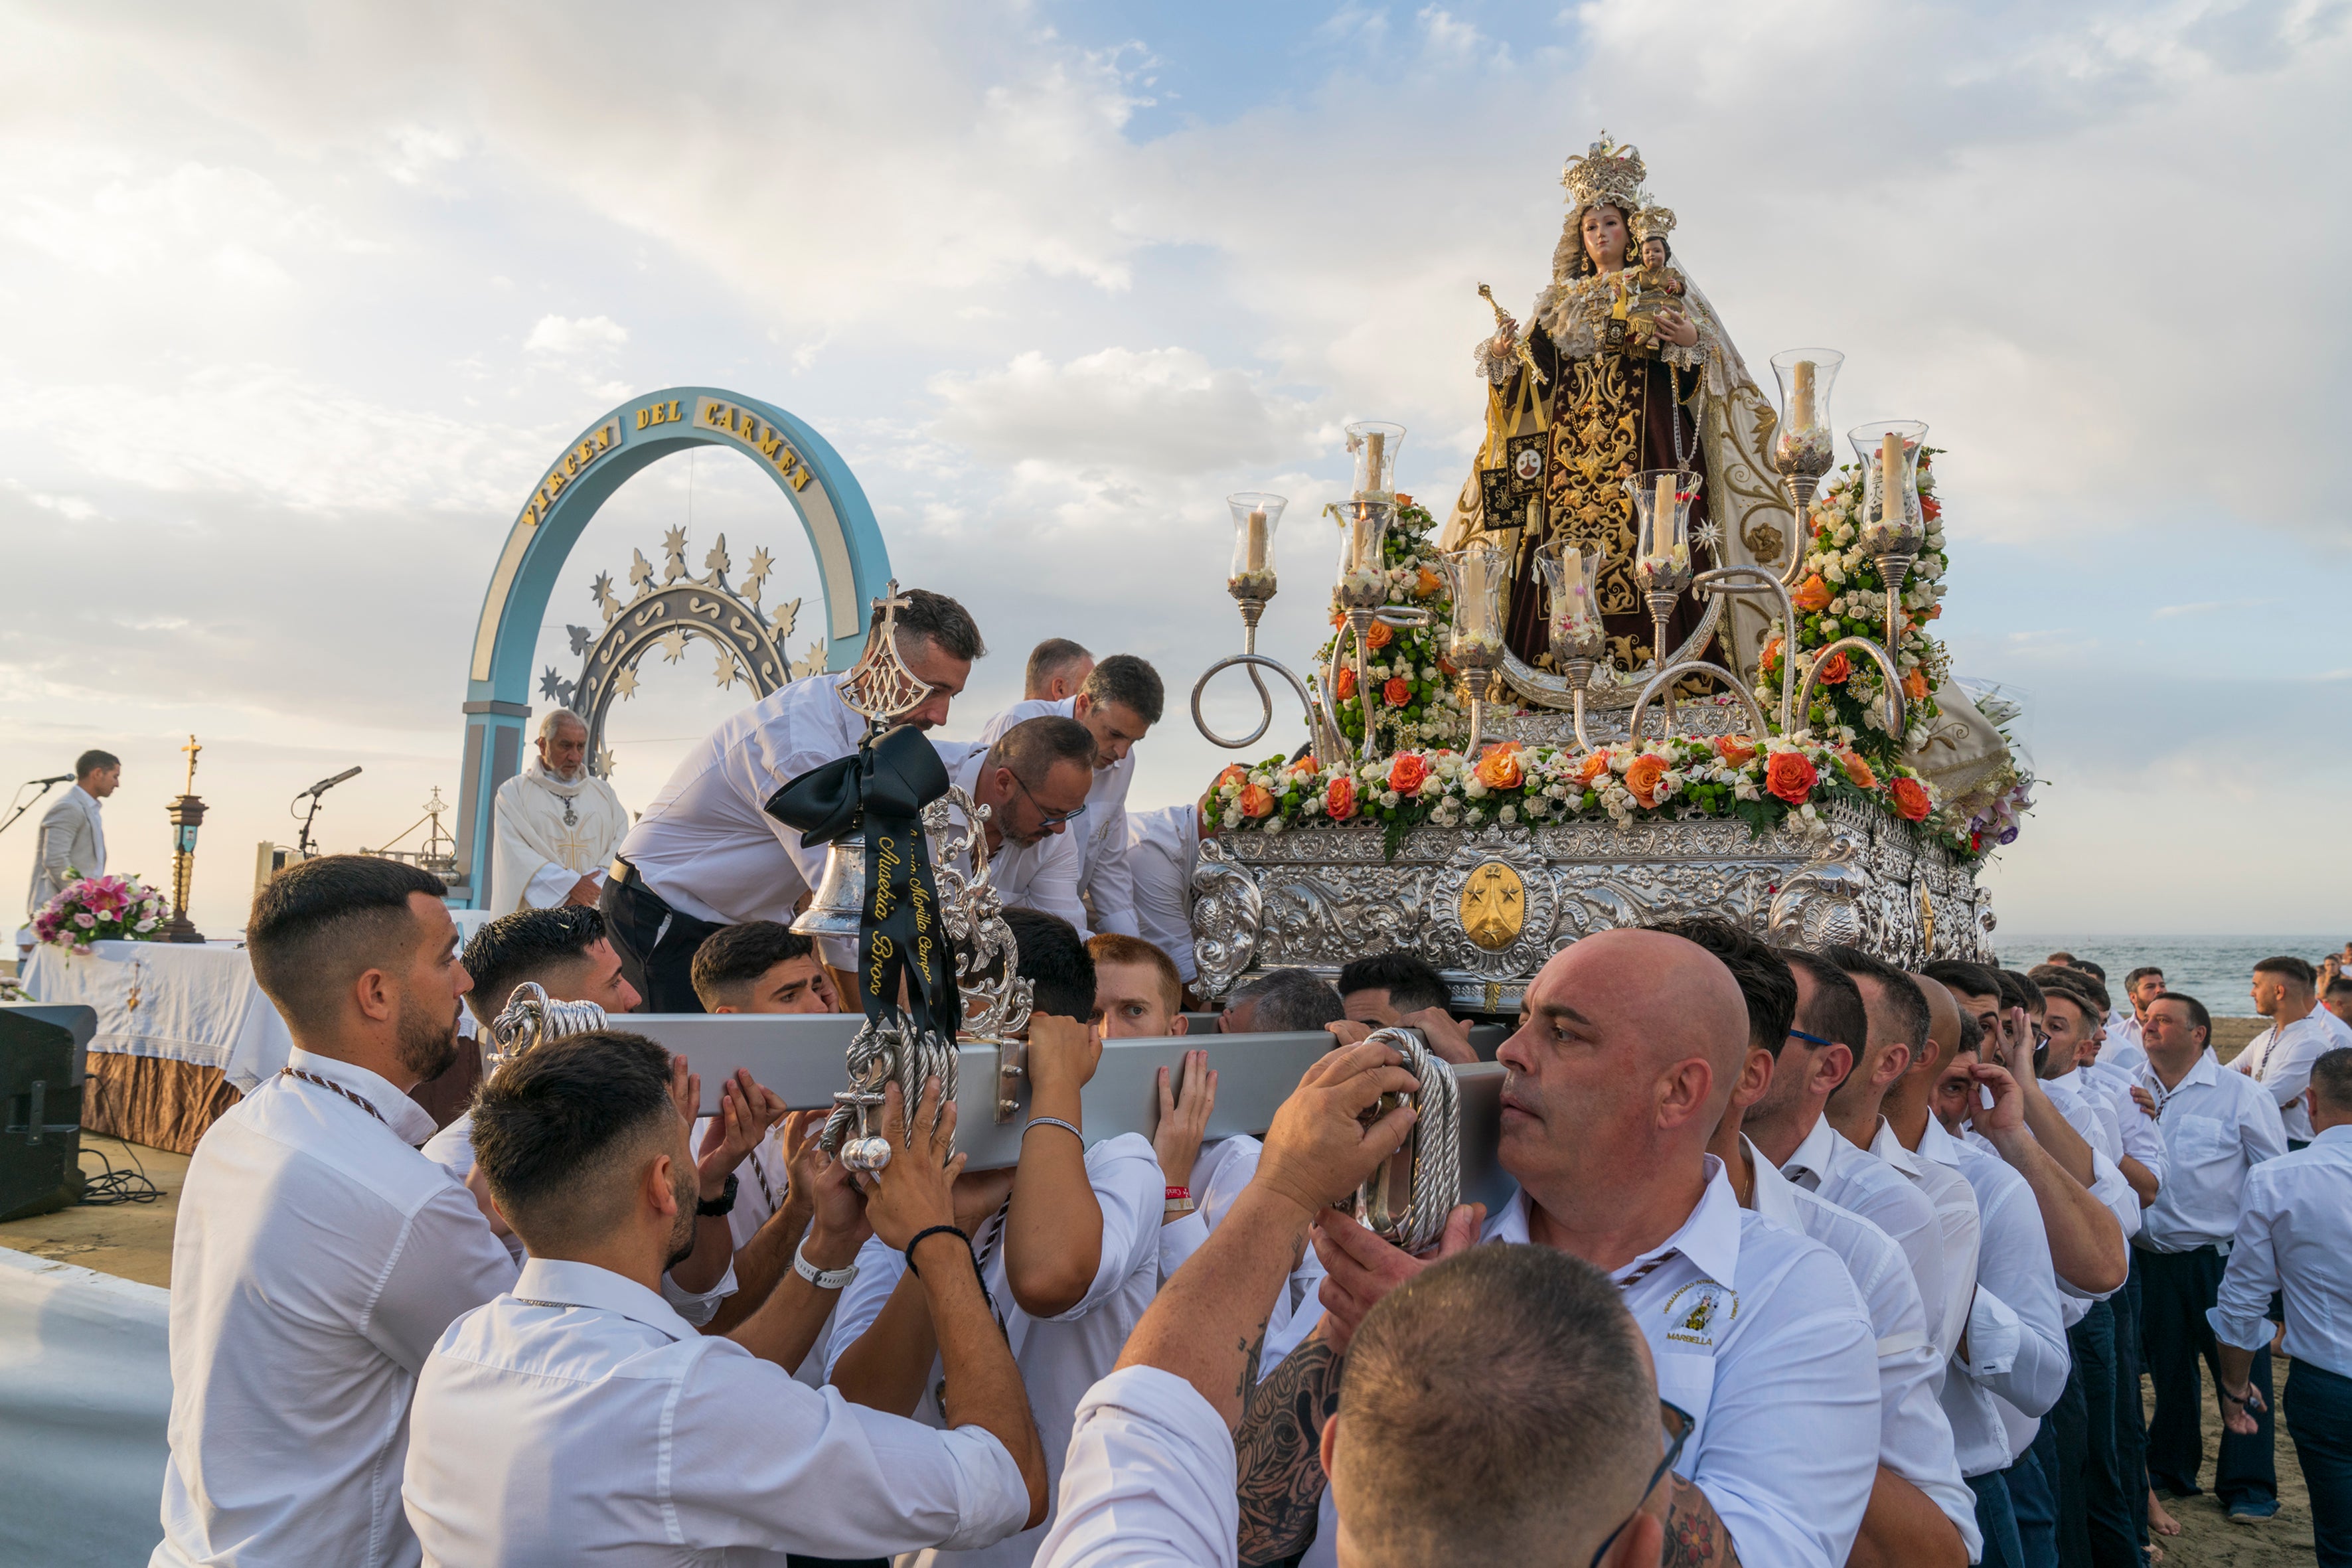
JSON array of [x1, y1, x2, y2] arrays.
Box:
[[524, 313, 630, 356], [930, 347, 1319, 477]]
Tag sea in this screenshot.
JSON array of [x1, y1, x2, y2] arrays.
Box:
[[1995, 934, 2345, 1015]]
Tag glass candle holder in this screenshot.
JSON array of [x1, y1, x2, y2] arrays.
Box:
[[1345, 420, 1407, 500], [1535, 541, 1606, 662], [1770, 349, 1842, 477], [1848, 420, 1928, 554], [1442, 542, 1509, 668], [1331, 498, 1394, 609], [1226, 492, 1287, 600], [1625, 467, 1701, 594]]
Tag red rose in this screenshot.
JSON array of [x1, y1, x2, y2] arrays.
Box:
[[1387, 753, 1430, 795], [1816, 650, 1851, 685], [1890, 777, 1931, 822], [1326, 777, 1358, 821], [1920, 495, 1942, 522], [1334, 665, 1358, 701], [1383, 676, 1413, 708], [1765, 751, 1818, 805]]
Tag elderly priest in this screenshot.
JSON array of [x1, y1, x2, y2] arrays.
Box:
[[491, 710, 630, 914]]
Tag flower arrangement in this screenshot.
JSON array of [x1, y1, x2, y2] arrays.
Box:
[[1755, 449, 1952, 772], [1209, 731, 1942, 860], [32, 870, 169, 951], [1312, 499, 1472, 754]]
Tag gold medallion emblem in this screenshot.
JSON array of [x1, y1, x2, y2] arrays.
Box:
[[1458, 860, 1526, 951]]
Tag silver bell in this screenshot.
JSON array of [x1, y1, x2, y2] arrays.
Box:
[[791, 831, 867, 947]]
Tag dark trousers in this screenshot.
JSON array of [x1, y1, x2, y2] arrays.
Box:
[[2290, 1360, 2352, 1567], [2031, 1354, 2088, 1568], [2139, 1243, 2276, 1505], [597, 867, 722, 1014], [2068, 1300, 2140, 1568], [2113, 1259, 2152, 1553], [2009, 1443, 2059, 1568], [1971, 1468, 2029, 1568]]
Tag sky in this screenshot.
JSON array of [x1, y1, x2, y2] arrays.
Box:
[[2, 0, 2348, 940]]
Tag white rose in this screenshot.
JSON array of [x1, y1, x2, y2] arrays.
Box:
[[1464, 807, 1484, 826], [1499, 805, 1518, 824], [1381, 789, 1400, 808]]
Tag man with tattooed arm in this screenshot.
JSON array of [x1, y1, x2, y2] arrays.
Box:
[[1242, 929, 1883, 1568]]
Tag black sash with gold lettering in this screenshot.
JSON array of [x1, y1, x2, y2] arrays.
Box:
[[765, 724, 959, 1042]]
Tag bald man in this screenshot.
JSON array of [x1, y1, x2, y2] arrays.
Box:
[[1245, 929, 1883, 1568]]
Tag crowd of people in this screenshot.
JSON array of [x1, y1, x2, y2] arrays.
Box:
[[143, 588, 2352, 1568]]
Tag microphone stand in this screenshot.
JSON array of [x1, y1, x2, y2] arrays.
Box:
[[294, 793, 326, 859], [0, 778, 62, 840]]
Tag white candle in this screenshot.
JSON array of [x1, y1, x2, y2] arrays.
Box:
[[1245, 509, 1267, 572], [1879, 431, 1905, 529], [1653, 473, 1678, 561], [1462, 552, 1490, 627], [1364, 431, 1387, 496], [1790, 360, 1817, 430]]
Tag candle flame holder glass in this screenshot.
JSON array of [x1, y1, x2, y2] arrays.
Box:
[[1440, 542, 1509, 672], [1626, 468, 1700, 598], [1226, 492, 1286, 605], [1849, 420, 1928, 556], [1332, 498, 1395, 611], [1345, 420, 1407, 501], [1770, 350, 1842, 479], [1535, 542, 1607, 665]]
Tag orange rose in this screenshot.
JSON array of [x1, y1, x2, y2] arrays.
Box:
[[1416, 567, 1443, 597], [1474, 744, 1525, 790], [1715, 734, 1757, 766], [1395, 493, 1414, 507], [1624, 753, 1668, 808], [1890, 776, 1932, 822], [1334, 665, 1358, 701], [1815, 650, 1851, 685], [1289, 754, 1320, 777], [1903, 667, 1930, 702], [1926, 603, 1942, 621], [1387, 753, 1430, 795], [1240, 783, 1275, 819], [1383, 677, 1413, 708], [1366, 619, 1395, 650], [1760, 637, 1782, 672], [1764, 751, 1818, 805], [1326, 776, 1358, 821], [1792, 574, 1833, 612], [1839, 751, 1877, 791], [1330, 608, 1346, 629], [1575, 751, 1611, 784], [1215, 764, 1248, 792]]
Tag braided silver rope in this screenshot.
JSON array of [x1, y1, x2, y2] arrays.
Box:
[[485, 982, 609, 1081], [1353, 1025, 1462, 1255], [821, 1012, 960, 1170]]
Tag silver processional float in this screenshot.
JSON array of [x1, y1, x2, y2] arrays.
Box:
[[477, 583, 1493, 1251]]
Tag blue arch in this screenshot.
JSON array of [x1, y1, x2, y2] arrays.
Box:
[[451, 386, 891, 907]]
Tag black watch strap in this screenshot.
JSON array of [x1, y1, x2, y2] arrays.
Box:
[[696, 1173, 739, 1217]]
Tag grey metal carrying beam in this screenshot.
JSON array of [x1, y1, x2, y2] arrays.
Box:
[[626, 1013, 1515, 1215]]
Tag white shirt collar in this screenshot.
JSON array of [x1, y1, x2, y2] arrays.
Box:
[[1919, 1114, 1969, 1170], [1785, 1114, 1843, 1183], [283, 1046, 437, 1146], [2144, 1048, 2219, 1096], [510, 1257, 699, 1343], [1496, 1155, 1743, 1287], [1868, 1117, 1926, 1177], [1741, 1137, 1805, 1232]]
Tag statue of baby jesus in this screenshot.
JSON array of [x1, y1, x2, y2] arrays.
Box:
[[1624, 232, 1686, 352]]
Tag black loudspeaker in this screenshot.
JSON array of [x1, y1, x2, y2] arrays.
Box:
[[0, 1004, 92, 1222]]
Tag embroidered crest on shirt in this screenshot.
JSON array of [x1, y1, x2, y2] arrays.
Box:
[[1662, 1281, 1738, 1347]]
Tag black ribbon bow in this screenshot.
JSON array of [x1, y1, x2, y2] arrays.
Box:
[[766, 724, 961, 1044]]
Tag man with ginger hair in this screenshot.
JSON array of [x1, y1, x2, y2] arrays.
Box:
[[1247, 928, 1882, 1568]]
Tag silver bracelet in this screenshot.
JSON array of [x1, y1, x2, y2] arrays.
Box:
[[1023, 1115, 1083, 1145], [793, 1238, 858, 1292]]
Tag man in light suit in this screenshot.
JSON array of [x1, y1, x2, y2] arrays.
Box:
[[25, 748, 118, 918]]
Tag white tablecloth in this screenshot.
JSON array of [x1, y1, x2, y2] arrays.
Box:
[[21, 941, 293, 1095]]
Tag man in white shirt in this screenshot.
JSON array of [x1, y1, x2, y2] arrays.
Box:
[[603, 587, 982, 1009], [404, 1029, 1046, 1561], [2105, 966, 2167, 1069], [489, 708, 631, 913], [1042, 1091, 1669, 1568], [2235, 955, 2352, 1148], [827, 913, 1166, 1565], [153, 855, 520, 1568], [2212, 1047, 2352, 1565], [936, 717, 1097, 935], [974, 655, 1165, 938], [1125, 802, 1207, 990], [2135, 991, 2289, 1522], [1875, 973, 1986, 1368], [1023, 637, 1093, 702], [1287, 929, 1881, 1568], [24, 747, 116, 919], [2326, 973, 2352, 1030]]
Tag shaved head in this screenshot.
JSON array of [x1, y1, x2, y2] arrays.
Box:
[[1912, 972, 1963, 1074], [1497, 928, 1748, 1207]]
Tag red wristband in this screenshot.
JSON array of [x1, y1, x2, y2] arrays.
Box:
[[1165, 1186, 1190, 1201]]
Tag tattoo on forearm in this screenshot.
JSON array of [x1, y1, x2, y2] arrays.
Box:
[[1663, 1474, 1739, 1568], [1235, 1338, 1344, 1568], [1236, 1319, 1267, 1406]]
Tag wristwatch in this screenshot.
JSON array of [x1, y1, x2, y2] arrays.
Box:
[[793, 1238, 860, 1292], [1163, 1184, 1197, 1219], [696, 1174, 739, 1218]]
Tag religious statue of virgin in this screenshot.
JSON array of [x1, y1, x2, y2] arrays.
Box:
[[1441, 134, 1790, 690]]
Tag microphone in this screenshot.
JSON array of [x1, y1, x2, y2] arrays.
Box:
[[27, 775, 71, 786], [301, 766, 364, 799]]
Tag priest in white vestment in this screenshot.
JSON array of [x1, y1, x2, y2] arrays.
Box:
[[491, 710, 631, 914]]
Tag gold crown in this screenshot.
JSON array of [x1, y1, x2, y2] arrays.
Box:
[[1631, 202, 1677, 244], [1561, 132, 1646, 212]]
